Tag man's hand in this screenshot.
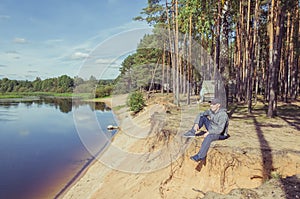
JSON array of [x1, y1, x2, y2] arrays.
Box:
[[193, 123, 200, 131], [203, 132, 209, 138]]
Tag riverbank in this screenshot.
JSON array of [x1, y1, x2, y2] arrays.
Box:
[[84, 94, 128, 109], [60, 94, 300, 199], [0, 92, 94, 100]]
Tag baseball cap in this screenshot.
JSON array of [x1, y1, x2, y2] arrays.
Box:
[[210, 98, 221, 105]]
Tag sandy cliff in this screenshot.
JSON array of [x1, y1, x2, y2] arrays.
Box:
[[61, 94, 300, 199]]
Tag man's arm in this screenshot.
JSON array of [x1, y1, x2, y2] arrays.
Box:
[[208, 112, 228, 135], [193, 109, 211, 132], [193, 109, 210, 124]]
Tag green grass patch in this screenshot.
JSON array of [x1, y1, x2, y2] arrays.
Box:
[[0, 93, 23, 99], [0, 92, 93, 99], [112, 104, 127, 111], [270, 171, 282, 180]]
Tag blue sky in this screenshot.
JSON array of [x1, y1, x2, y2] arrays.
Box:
[[0, 0, 151, 80]]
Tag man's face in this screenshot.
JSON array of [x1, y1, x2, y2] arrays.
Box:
[[210, 103, 220, 112]]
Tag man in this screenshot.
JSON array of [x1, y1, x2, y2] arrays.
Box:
[[183, 98, 229, 162]]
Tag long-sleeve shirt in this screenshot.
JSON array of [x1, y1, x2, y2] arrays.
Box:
[[194, 108, 229, 135]]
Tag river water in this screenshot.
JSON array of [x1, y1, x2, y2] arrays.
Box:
[[0, 97, 117, 199]]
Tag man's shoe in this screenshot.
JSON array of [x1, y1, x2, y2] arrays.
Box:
[[195, 130, 206, 136], [183, 130, 196, 138], [190, 155, 201, 162]]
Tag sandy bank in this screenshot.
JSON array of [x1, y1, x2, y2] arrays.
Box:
[[61, 94, 300, 199]]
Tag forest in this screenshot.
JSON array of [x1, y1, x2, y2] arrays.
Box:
[[115, 0, 299, 118]]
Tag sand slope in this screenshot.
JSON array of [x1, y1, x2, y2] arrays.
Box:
[[61, 94, 300, 199]]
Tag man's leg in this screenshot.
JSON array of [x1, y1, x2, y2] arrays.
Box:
[[190, 133, 220, 161], [198, 116, 211, 130], [183, 116, 210, 137]]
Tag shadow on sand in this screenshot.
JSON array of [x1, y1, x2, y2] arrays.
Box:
[[251, 102, 300, 198]]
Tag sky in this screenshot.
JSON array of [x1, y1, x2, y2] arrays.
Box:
[[0, 0, 151, 80]]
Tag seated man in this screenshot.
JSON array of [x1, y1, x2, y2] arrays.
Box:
[[183, 98, 229, 162]]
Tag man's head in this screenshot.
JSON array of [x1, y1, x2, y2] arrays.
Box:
[[210, 98, 221, 112]]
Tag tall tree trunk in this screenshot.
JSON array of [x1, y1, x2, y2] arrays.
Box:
[[268, 0, 285, 117], [187, 13, 192, 105], [267, 0, 275, 117], [161, 42, 166, 94], [174, 0, 180, 106], [241, 2, 247, 102], [254, 0, 260, 103], [235, 1, 243, 102], [283, 12, 291, 102], [240, 0, 247, 102], [214, 0, 222, 99], [291, 3, 299, 99], [215, 0, 221, 72], [246, 0, 253, 113], [221, 0, 230, 108], [166, 0, 177, 103]]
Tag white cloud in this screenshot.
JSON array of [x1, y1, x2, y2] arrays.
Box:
[[45, 39, 64, 44], [95, 58, 115, 64], [70, 52, 89, 60], [13, 37, 28, 44]]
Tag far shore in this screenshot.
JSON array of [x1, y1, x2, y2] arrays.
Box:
[[0, 92, 97, 99]]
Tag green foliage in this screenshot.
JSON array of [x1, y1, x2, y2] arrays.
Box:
[[0, 76, 115, 98], [114, 33, 165, 95], [127, 91, 145, 113], [270, 171, 282, 180], [95, 85, 114, 98], [112, 104, 126, 111], [0, 93, 23, 98]]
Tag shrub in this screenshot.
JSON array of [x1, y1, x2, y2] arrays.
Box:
[[127, 91, 145, 113], [95, 85, 113, 98]]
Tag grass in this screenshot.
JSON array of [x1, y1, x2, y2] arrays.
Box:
[[0, 93, 23, 98], [112, 104, 127, 111], [0, 92, 92, 99], [270, 171, 282, 180]]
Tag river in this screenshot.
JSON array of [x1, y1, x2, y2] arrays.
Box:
[[0, 97, 117, 199]]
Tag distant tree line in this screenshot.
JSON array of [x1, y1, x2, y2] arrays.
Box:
[[0, 75, 115, 98]]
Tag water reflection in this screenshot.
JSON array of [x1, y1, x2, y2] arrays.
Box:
[[0, 97, 111, 113]]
